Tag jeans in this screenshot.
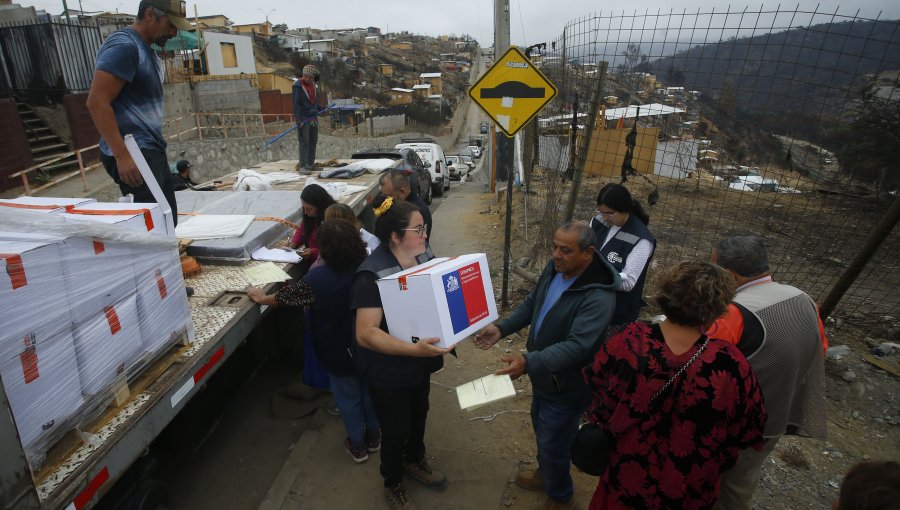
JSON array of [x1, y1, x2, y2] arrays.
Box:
[[531, 393, 585, 503], [101, 149, 178, 226], [329, 373, 380, 450], [368, 381, 430, 486], [297, 121, 318, 168]]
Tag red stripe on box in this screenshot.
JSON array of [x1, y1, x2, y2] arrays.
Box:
[[92, 240, 105, 255], [65, 206, 155, 231], [193, 347, 225, 383], [72, 466, 109, 509], [104, 306, 122, 335], [20, 335, 39, 384], [155, 269, 168, 299], [1, 254, 27, 289]]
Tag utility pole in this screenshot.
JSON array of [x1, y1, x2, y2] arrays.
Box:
[[494, 0, 516, 308]]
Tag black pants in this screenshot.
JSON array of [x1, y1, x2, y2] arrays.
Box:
[[368, 380, 430, 486], [297, 121, 318, 168], [101, 149, 178, 226]]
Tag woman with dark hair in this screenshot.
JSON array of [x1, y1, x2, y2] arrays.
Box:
[[291, 183, 337, 270], [589, 183, 656, 325], [350, 199, 450, 509], [247, 219, 381, 464], [325, 203, 380, 254], [584, 261, 767, 509], [834, 460, 900, 510]]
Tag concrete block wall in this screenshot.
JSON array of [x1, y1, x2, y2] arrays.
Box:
[[0, 99, 35, 192], [163, 83, 195, 136], [193, 79, 261, 113], [63, 94, 99, 163], [371, 115, 406, 136]]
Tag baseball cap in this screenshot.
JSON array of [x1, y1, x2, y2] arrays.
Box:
[[143, 0, 193, 31]]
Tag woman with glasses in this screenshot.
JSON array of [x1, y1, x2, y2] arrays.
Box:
[[350, 198, 451, 509], [589, 183, 656, 326]]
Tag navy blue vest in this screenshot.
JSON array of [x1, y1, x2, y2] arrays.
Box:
[[351, 244, 443, 388], [305, 266, 358, 376], [590, 214, 656, 325]]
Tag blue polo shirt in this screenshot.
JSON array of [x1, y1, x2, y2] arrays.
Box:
[[94, 27, 165, 155]]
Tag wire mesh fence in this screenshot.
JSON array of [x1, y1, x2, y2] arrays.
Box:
[[522, 7, 900, 319]]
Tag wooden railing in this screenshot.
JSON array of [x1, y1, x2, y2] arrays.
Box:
[[11, 113, 295, 196]]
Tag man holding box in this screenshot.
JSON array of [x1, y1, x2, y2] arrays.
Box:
[[475, 221, 619, 510], [87, 1, 190, 225]]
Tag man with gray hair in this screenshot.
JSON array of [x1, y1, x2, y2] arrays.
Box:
[[475, 221, 619, 510], [710, 235, 828, 510]]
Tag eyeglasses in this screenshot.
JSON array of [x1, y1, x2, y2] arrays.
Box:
[[595, 209, 617, 218], [402, 224, 428, 237]]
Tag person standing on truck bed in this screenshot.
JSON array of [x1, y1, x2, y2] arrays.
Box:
[[293, 64, 323, 174], [87, 0, 191, 225]]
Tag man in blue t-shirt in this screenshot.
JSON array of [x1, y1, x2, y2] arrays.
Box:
[[87, 1, 191, 224]]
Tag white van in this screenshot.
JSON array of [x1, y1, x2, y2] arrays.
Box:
[[395, 138, 450, 197]]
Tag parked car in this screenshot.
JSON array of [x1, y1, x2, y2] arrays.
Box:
[[351, 148, 433, 204], [445, 155, 467, 180], [395, 138, 450, 196], [480, 122, 488, 134], [459, 154, 476, 171], [466, 145, 482, 158]]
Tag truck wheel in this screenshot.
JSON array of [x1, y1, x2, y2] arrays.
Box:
[[130, 479, 169, 510], [424, 182, 433, 205]]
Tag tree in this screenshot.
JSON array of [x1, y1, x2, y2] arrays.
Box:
[[838, 76, 900, 190], [272, 23, 288, 33]]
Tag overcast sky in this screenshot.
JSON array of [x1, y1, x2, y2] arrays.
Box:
[[22, 0, 900, 47]]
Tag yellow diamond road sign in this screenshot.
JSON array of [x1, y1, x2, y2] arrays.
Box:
[[469, 46, 558, 137]]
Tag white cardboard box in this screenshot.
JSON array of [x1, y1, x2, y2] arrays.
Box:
[[0, 196, 95, 214], [376, 254, 498, 349], [62, 202, 171, 237], [135, 266, 195, 356], [0, 239, 74, 346], [73, 293, 144, 397], [0, 329, 83, 459]]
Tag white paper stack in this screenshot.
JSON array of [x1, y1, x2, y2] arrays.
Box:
[[0, 239, 83, 465]]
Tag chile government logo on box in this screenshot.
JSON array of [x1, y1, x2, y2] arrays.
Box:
[[442, 262, 490, 334]]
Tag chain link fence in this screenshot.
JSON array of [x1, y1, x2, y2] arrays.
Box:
[[521, 7, 899, 318]]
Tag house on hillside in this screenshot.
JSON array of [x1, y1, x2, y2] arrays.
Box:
[[384, 88, 414, 105], [232, 22, 272, 36], [377, 64, 394, 76], [302, 39, 336, 57], [94, 12, 135, 39], [203, 31, 256, 75], [419, 72, 442, 95], [192, 14, 231, 30], [272, 31, 306, 52], [365, 35, 380, 44], [412, 84, 432, 99]]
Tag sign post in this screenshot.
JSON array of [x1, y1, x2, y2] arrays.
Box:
[[468, 47, 558, 307]]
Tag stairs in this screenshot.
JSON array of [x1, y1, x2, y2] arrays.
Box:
[[16, 100, 79, 176]]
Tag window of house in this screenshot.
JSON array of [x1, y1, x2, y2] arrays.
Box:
[[221, 42, 238, 68]]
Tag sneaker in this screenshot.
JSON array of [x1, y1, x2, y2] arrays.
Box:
[[365, 430, 381, 453], [344, 437, 369, 464], [384, 483, 416, 509], [326, 401, 340, 416], [404, 458, 447, 490], [515, 468, 544, 491]]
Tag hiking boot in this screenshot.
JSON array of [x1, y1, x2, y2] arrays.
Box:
[[404, 458, 447, 490], [366, 430, 382, 453], [384, 483, 417, 509], [344, 437, 369, 464], [516, 468, 545, 491], [543, 496, 575, 510]]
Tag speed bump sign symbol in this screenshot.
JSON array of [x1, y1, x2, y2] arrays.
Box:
[[469, 46, 558, 137]]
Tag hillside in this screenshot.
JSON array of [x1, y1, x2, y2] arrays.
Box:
[[650, 19, 900, 115]]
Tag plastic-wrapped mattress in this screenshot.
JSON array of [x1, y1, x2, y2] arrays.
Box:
[[175, 190, 303, 264]]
